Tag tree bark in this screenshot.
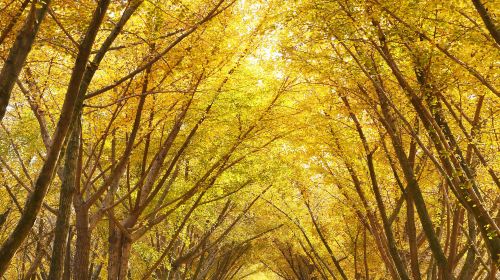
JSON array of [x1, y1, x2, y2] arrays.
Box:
[[73, 204, 91, 280], [48, 119, 81, 280], [0, 0, 51, 121], [406, 196, 422, 280], [471, 0, 500, 46], [0, 0, 31, 46], [366, 152, 411, 280], [108, 231, 132, 280], [458, 214, 477, 280], [62, 229, 73, 280]]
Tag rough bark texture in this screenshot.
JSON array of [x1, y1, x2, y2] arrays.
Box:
[[48, 120, 80, 280], [73, 206, 91, 280]]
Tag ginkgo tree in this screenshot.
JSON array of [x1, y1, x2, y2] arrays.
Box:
[[0, 0, 498, 279]]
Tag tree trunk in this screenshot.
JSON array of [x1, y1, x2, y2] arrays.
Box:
[[458, 214, 477, 280], [108, 229, 133, 280], [108, 223, 120, 280], [73, 205, 91, 280], [62, 229, 72, 280], [0, 0, 31, 46], [471, 0, 500, 46], [407, 196, 422, 280], [48, 120, 80, 280], [366, 152, 410, 280], [0, 0, 51, 121]]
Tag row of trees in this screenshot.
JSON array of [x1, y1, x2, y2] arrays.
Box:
[[0, 0, 499, 279], [259, 0, 499, 279], [1, 0, 291, 278]]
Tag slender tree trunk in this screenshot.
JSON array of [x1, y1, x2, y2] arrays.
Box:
[[333, 136, 399, 279], [0, 0, 31, 46], [363, 228, 369, 280], [73, 203, 91, 280], [382, 108, 451, 278], [62, 229, 72, 280], [106, 67, 151, 280], [118, 237, 132, 280], [22, 231, 47, 280], [366, 152, 410, 280], [369, 78, 451, 278], [48, 120, 81, 280], [367, 23, 455, 277], [66, 4, 146, 278], [447, 208, 463, 273], [108, 223, 120, 280], [458, 214, 477, 280], [0, 0, 51, 121], [406, 123, 422, 280], [304, 202, 348, 279], [407, 196, 422, 280], [108, 216, 134, 280], [471, 0, 500, 46]]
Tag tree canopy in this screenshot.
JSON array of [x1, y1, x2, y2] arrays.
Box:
[[0, 0, 499, 279]]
